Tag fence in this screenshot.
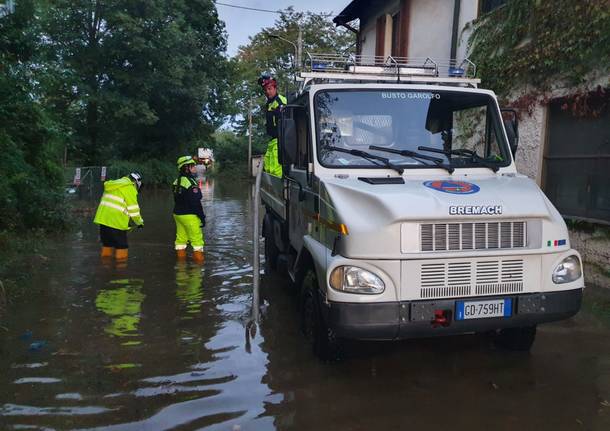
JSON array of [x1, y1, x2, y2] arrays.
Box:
[[64, 166, 126, 199]]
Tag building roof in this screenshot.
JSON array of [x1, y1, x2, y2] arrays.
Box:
[[333, 0, 389, 25]]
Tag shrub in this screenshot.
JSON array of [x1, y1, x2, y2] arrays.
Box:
[[107, 159, 175, 186]]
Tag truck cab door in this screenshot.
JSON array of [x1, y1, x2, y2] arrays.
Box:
[[284, 106, 312, 252]]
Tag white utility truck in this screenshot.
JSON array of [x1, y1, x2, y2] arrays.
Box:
[[261, 54, 584, 359]]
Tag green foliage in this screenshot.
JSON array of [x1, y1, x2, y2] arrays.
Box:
[[469, 0, 610, 96], [229, 8, 355, 140], [210, 8, 354, 173], [41, 0, 232, 164], [0, 0, 68, 233], [107, 159, 176, 186], [0, 0, 233, 234], [207, 131, 259, 174]]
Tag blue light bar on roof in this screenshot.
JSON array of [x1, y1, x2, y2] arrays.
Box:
[[448, 67, 465, 77]]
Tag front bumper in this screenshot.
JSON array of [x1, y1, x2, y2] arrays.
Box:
[[325, 288, 583, 340]]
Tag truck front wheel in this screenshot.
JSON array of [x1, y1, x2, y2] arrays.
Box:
[[263, 216, 279, 273], [301, 270, 343, 361], [494, 325, 537, 351]]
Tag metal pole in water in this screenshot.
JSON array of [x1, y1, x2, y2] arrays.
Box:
[[252, 159, 263, 322], [248, 97, 253, 177]]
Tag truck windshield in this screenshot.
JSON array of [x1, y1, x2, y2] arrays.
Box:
[[315, 90, 510, 170]]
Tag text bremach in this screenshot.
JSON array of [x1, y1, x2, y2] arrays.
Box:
[[449, 205, 502, 215]]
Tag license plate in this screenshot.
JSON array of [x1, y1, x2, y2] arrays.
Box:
[[455, 298, 512, 320]]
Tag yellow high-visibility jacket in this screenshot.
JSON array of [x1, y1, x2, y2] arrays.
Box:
[[264, 94, 287, 178], [93, 177, 143, 230]]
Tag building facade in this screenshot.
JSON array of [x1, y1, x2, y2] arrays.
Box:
[[333, 0, 483, 63]]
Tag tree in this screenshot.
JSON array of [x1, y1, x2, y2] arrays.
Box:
[[0, 0, 67, 231], [229, 8, 355, 145], [42, 0, 232, 164]]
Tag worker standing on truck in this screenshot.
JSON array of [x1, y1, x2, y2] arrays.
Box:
[[173, 156, 206, 262], [93, 172, 144, 261], [259, 74, 287, 178]]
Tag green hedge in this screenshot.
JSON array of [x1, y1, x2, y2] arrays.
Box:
[[107, 159, 176, 186], [0, 129, 68, 233]]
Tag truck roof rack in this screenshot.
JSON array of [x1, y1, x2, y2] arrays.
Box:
[[299, 53, 480, 90]]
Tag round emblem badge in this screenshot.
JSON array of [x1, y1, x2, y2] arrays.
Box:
[[423, 180, 480, 194]]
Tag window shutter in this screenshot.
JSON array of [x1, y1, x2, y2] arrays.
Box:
[[399, 0, 410, 58], [375, 14, 386, 58]]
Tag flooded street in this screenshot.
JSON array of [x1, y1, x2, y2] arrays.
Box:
[[1, 178, 609, 431]]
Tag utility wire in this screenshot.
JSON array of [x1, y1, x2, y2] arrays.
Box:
[[216, 1, 282, 14], [215, 1, 333, 17]]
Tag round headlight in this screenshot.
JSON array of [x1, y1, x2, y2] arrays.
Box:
[[552, 255, 582, 284], [329, 266, 385, 294]]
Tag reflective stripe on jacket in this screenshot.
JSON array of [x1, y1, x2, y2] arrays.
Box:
[[265, 94, 287, 138], [93, 177, 143, 230]]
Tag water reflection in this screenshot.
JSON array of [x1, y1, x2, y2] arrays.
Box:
[[175, 262, 204, 319], [95, 279, 145, 343]]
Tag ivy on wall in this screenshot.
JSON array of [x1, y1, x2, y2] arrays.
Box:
[[468, 0, 610, 102]]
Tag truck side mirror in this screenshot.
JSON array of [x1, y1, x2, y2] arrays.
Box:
[[501, 108, 519, 157], [278, 107, 298, 168]]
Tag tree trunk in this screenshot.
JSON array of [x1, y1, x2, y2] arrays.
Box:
[[86, 99, 98, 163]]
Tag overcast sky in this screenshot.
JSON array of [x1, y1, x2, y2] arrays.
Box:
[[216, 0, 350, 57]]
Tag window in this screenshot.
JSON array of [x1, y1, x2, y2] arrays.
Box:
[[543, 95, 610, 224], [314, 90, 510, 170], [294, 107, 310, 170]]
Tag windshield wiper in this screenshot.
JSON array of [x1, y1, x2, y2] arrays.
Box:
[[369, 145, 454, 174], [326, 146, 404, 175], [417, 146, 500, 173]]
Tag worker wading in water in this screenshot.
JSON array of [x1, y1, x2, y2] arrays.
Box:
[[259, 74, 287, 177], [173, 156, 206, 262], [93, 172, 144, 260]]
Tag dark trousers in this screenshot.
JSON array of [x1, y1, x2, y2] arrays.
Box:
[[99, 225, 128, 249]]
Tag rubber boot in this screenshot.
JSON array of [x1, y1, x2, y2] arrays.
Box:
[[115, 248, 129, 261], [101, 247, 113, 258], [192, 250, 204, 263], [176, 249, 187, 260]]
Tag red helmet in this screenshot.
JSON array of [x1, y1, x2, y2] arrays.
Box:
[[258, 74, 277, 89]]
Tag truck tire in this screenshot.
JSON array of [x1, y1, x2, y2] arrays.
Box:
[[494, 325, 537, 351], [301, 269, 343, 361], [263, 217, 279, 273]]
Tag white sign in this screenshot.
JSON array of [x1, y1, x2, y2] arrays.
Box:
[[73, 167, 81, 186], [198, 148, 214, 160], [101, 166, 107, 181]]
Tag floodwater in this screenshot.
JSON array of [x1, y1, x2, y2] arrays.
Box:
[[1, 178, 609, 431]]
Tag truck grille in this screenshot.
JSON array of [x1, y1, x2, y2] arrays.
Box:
[[420, 259, 524, 298], [420, 221, 526, 252]]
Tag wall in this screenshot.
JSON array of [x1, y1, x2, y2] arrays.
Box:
[[358, 1, 399, 58], [407, 0, 453, 60], [456, 0, 478, 61], [510, 91, 546, 183], [569, 229, 610, 289], [357, 0, 478, 62], [359, 24, 376, 58], [508, 73, 609, 185]]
